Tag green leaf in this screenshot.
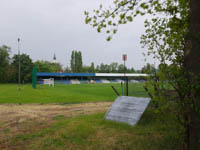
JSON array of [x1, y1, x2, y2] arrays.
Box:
[[97, 27, 101, 33], [85, 17, 91, 24], [108, 21, 112, 25], [113, 29, 117, 34], [126, 16, 133, 22], [120, 13, 125, 19], [106, 36, 111, 41], [84, 11, 89, 15], [93, 23, 97, 27]]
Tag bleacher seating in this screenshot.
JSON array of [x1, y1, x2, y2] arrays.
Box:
[[39, 79, 141, 85]]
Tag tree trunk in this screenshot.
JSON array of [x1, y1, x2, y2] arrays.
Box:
[[184, 0, 200, 149]]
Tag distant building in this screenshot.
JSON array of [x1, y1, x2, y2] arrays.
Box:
[[53, 53, 57, 63]]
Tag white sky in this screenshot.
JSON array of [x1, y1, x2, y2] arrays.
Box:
[[0, 0, 156, 70]]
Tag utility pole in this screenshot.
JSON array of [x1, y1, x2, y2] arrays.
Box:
[[123, 54, 128, 96], [18, 38, 21, 91]]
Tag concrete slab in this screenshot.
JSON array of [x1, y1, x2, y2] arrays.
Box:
[[105, 96, 151, 126]]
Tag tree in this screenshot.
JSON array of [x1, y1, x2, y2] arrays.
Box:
[[70, 51, 75, 72], [118, 64, 125, 73], [70, 50, 83, 73], [96, 65, 100, 73], [12, 54, 33, 83], [82, 65, 90, 73], [0, 45, 11, 82], [64, 66, 71, 73], [89, 62, 95, 73], [77, 51, 83, 72], [35, 60, 63, 72], [110, 62, 118, 73], [141, 63, 156, 74], [94, 62, 134, 73], [99, 63, 111, 73], [75, 51, 79, 72], [35, 61, 52, 72], [129, 67, 136, 73], [51, 63, 63, 72], [184, 0, 200, 148], [85, 0, 200, 149]]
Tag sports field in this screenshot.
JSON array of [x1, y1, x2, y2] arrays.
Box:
[[0, 83, 148, 104], [0, 83, 181, 149]]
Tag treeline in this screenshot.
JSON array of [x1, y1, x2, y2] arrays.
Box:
[[69, 51, 156, 74], [0, 45, 33, 83], [0, 45, 62, 83], [0, 45, 156, 83], [81, 62, 136, 73], [68, 51, 137, 73]]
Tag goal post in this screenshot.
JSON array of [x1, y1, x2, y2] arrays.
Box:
[[43, 78, 54, 87], [32, 65, 37, 89]]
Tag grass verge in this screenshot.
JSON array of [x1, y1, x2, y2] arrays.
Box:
[[1, 104, 182, 150]]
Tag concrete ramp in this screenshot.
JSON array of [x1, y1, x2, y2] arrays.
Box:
[[105, 96, 151, 126]]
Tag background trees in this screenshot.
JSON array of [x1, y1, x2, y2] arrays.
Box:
[[0, 45, 146, 83], [35, 61, 63, 73], [70, 50, 83, 73], [12, 54, 33, 83], [141, 63, 156, 74], [0, 46, 35, 83], [0, 45, 11, 82]]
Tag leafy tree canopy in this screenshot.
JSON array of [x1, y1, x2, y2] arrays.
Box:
[[12, 53, 33, 82], [0, 45, 11, 82], [35, 60, 63, 73]]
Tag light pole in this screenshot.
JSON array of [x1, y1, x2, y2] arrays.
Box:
[[18, 38, 21, 91], [123, 54, 128, 96]]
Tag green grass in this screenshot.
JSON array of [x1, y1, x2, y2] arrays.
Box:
[[0, 83, 148, 104], [0, 83, 182, 149], [6, 107, 181, 150], [128, 82, 149, 97]]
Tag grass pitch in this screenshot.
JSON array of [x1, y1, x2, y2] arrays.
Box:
[[0, 83, 182, 149], [0, 83, 148, 104]]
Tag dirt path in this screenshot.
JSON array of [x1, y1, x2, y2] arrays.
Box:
[[0, 102, 112, 149]]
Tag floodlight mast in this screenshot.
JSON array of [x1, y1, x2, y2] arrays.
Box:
[[18, 38, 21, 91], [123, 54, 128, 96]]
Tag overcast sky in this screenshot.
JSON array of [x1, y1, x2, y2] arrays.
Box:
[[0, 0, 156, 70]]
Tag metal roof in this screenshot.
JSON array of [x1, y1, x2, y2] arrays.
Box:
[[37, 72, 148, 77]]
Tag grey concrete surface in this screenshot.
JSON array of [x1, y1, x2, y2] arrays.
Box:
[[105, 96, 151, 126]]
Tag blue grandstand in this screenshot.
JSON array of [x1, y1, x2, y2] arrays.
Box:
[[37, 73, 148, 84]]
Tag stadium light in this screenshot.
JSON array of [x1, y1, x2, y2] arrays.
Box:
[[18, 38, 21, 91], [123, 54, 128, 96], [123, 54, 127, 75]]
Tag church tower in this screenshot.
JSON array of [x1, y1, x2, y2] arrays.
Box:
[[53, 53, 57, 63]]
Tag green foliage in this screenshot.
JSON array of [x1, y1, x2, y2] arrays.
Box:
[[0, 45, 11, 82], [70, 50, 83, 73], [64, 66, 71, 73], [0, 45, 36, 83], [12, 53, 33, 83], [82, 62, 95, 73], [141, 63, 156, 74], [89, 62, 95, 73], [95, 62, 135, 73], [35, 60, 63, 73]]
